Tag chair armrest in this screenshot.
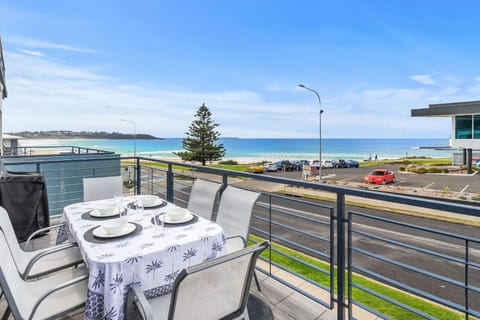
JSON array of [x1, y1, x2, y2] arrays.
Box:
[[29, 273, 88, 320], [225, 235, 247, 249], [24, 223, 64, 250], [128, 284, 155, 320], [22, 242, 81, 280]]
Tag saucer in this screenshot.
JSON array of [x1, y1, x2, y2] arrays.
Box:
[[92, 222, 136, 238], [89, 208, 121, 218]]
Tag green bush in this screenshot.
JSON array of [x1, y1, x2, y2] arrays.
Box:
[[414, 167, 428, 174], [459, 195, 467, 200], [427, 167, 443, 173], [219, 160, 238, 165], [443, 168, 449, 173], [472, 196, 480, 201], [399, 166, 405, 172]]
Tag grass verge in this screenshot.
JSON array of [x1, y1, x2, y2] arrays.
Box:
[[250, 235, 465, 320]]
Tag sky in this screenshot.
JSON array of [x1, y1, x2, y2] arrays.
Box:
[[1, 1, 480, 138]]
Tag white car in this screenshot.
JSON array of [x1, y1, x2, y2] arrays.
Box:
[[321, 160, 334, 168], [263, 162, 278, 172]]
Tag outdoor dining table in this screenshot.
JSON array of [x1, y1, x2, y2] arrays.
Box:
[[57, 196, 226, 320]]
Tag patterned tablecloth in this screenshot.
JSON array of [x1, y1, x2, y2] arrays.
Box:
[[58, 197, 226, 320]]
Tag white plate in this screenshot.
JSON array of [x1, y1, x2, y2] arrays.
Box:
[[89, 208, 120, 218], [163, 212, 194, 224], [143, 198, 164, 208], [93, 222, 136, 238]]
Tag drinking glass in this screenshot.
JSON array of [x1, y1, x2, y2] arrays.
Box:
[[152, 211, 164, 232], [135, 196, 144, 215], [114, 193, 124, 218]]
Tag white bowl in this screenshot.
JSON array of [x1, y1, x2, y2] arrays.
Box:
[[141, 195, 159, 207], [96, 203, 117, 216], [166, 207, 188, 221], [103, 218, 128, 234]]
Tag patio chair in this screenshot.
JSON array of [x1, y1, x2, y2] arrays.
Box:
[[187, 178, 223, 220], [0, 231, 88, 320], [0, 206, 83, 280], [83, 175, 123, 201], [215, 186, 261, 290], [216, 186, 260, 253], [126, 241, 270, 320]]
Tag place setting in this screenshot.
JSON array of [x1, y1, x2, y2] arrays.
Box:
[[151, 207, 198, 227], [127, 195, 167, 210], [84, 210, 143, 243]]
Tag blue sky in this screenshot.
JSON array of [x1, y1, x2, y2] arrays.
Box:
[[1, 1, 480, 138]]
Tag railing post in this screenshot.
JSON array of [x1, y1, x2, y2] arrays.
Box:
[[337, 192, 346, 320], [166, 163, 174, 202], [36, 163, 40, 173], [135, 157, 141, 195]]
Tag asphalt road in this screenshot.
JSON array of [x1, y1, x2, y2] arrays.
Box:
[[265, 164, 480, 194]]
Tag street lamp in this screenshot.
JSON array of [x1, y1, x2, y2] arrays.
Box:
[[298, 84, 324, 181], [121, 118, 136, 158]]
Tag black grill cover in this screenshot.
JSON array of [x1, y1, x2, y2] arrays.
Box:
[[0, 171, 50, 241]]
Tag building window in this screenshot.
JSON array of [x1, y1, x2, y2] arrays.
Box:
[[455, 115, 472, 139], [474, 115, 480, 139]]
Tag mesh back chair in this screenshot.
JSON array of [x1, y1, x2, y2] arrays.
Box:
[[127, 241, 269, 320], [83, 175, 123, 202], [0, 231, 88, 320], [0, 206, 83, 280], [187, 179, 223, 220], [215, 186, 260, 253]]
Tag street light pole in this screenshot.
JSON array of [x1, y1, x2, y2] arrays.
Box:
[[121, 118, 137, 158], [298, 84, 324, 181]]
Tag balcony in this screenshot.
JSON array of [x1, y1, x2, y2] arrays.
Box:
[[3, 154, 480, 319]]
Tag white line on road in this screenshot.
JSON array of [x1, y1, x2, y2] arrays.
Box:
[[423, 182, 435, 190], [460, 185, 470, 194]]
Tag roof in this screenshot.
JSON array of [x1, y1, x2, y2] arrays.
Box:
[[0, 35, 6, 99], [2, 134, 24, 140], [411, 100, 480, 117]]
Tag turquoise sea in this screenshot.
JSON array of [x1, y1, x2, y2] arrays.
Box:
[[22, 138, 453, 162]]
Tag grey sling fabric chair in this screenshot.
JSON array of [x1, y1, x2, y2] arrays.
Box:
[[0, 231, 88, 320], [127, 241, 270, 320], [83, 175, 123, 202], [187, 178, 223, 220], [215, 186, 262, 290], [0, 206, 83, 280]]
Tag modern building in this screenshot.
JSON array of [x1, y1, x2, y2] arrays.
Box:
[[411, 100, 480, 171]]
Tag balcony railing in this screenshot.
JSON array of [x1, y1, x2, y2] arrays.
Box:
[[3, 155, 480, 319]]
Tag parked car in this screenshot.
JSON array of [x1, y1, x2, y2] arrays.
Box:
[[311, 160, 320, 168], [293, 160, 310, 170], [247, 164, 264, 174], [263, 162, 278, 172], [346, 159, 360, 168], [321, 160, 334, 168], [335, 159, 348, 168], [364, 169, 395, 185], [276, 160, 295, 171]]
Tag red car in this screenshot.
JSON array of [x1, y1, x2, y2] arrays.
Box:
[[364, 169, 395, 185]]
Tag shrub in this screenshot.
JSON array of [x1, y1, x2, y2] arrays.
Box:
[[399, 166, 405, 172], [472, 196, 480, 201], [459, 195, 468, 200], [415, 167, 428, 174], [427, 167, 443, 173], [443, 186, 450, 192], [219, 160, 238, 165], [443, 168, 449, 173]]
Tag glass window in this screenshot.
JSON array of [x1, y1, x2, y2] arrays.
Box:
[[474, 115, 480, 139], [455, 115, 472, 139]]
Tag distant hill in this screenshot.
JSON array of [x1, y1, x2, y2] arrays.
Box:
[[8, 130, 162, 140]]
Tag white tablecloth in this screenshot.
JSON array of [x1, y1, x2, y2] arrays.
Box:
[[58, 197, 225, 320]]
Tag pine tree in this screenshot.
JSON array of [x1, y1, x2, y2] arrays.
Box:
[[175, 103, 226, 165]]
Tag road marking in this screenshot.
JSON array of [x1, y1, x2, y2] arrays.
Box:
[[423, 182, 435, 190], [460, 185, 470, 194]]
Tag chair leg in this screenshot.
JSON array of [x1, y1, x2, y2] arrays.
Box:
[[254, 271, 261, 292], [1, 306, 10, 320]]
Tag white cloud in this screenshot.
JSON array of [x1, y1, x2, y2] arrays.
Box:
[[410, 74, 436, 85], [19, 49, 44, 57], [6, 36, 96, 54]]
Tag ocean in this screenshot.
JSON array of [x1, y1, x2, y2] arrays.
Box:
[[20, 138, 453, 162]]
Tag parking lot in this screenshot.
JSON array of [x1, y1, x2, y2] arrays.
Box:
[[263, 164, 480, 194]]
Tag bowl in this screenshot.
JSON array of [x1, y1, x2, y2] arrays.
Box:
[[96, 203, 118, 216], [166, 207, 188, 221], [141, 195, 159, 207], [102, 218, 128, 234]]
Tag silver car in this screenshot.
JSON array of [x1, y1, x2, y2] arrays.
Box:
[[263, 162, 278, 172]]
